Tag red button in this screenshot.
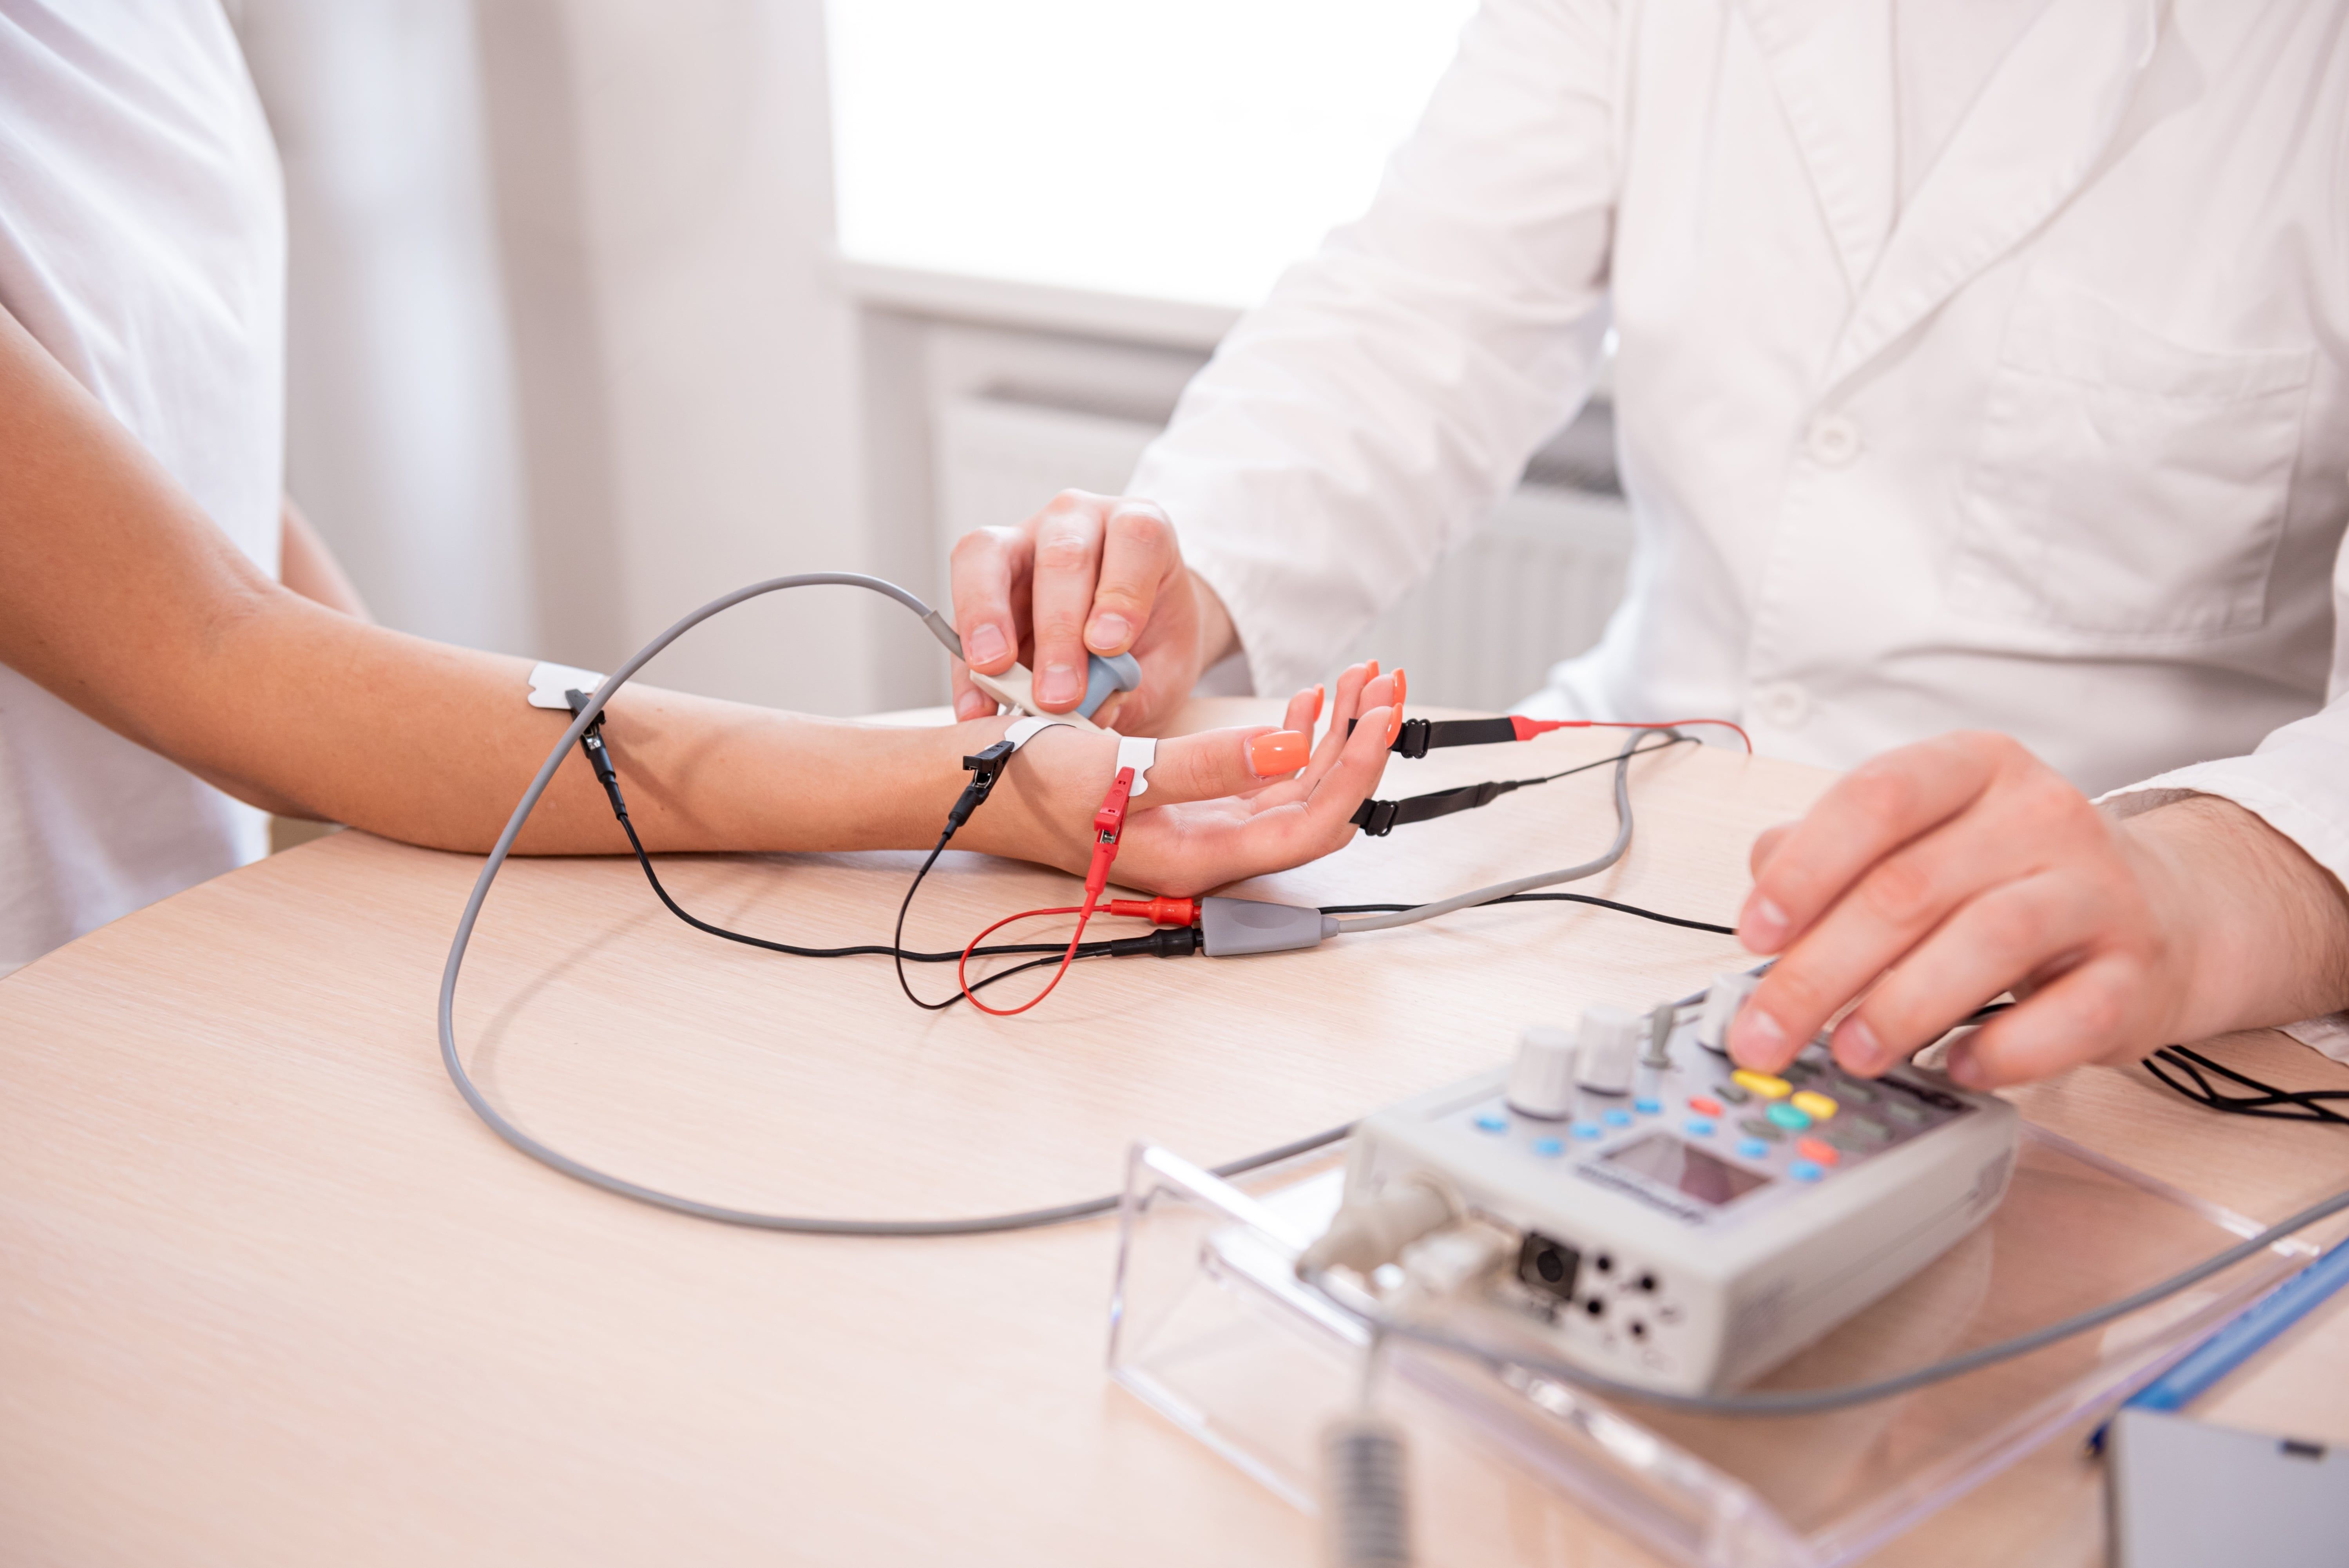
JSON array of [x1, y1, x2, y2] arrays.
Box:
[[1795, 1137, 1840, 1166], [1688, 1096, 1723, 1117]]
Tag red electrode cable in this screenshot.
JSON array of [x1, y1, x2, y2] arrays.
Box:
[[958, 764, 1140, 1016], [1509, 716, 1754, 753]]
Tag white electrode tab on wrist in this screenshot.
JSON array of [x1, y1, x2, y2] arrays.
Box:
[[1003, 715, 1075, 750], [1116, 734, 1159, 797], [528, 661, 608, 710]]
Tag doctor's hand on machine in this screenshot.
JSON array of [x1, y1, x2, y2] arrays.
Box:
[[951, 498, 2349, 1093]]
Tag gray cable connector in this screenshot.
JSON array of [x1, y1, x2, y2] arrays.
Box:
[[1201, 896, 1339, 956]]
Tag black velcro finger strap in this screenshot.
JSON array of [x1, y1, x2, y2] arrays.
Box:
[[1350, 777, 1527, 836], [1344, 715, 1522, 757], [1406, 717, 1518, 755]]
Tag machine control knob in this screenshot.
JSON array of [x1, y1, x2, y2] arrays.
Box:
[[1696, 971, 1762, 1055], [1577, 1004, 1641, 1095], [1641, 1000, 1676, 1069], [1507, 1025, 1578, 1120]]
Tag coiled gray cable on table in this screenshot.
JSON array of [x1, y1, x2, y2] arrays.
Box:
[[435, 572, 1353, 1233]]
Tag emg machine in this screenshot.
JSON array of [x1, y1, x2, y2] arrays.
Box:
[[1316, 976, 2019, 1394]]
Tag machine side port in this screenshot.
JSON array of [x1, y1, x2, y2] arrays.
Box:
[[1516, 1233, 1581, 1302]]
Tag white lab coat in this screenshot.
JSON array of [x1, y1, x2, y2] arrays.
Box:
[[1132, 0, 2349, 892]]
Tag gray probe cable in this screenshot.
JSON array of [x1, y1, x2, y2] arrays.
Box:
[[1304, 1178, 2349, 1417], [437, 572, 1359, 1233], [1329, 728, 1661, 935]]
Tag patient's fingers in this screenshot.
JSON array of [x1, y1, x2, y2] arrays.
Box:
[[1281, 683, 1324, 738], [1138, 724, 1316, 805], [1226, 702, 1396, 866], [1304, 661, 1378, 777]]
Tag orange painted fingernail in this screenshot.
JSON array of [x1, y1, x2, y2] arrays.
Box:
[[1310, 684, 1326, 722], [1248, 729, 1310, 777], [1365, 659, 1380, 679], [1393, 668, 1407, 710]]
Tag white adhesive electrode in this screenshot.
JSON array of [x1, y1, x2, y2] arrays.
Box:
[[1696, 971, 1763, 1054], [1002, 715, 1074, 750], [526, 661, 607, 710], [1506, 1025, 1578, 1119], [1576, 1004, 1642, 1094], [1115, 734, 1159, 797]]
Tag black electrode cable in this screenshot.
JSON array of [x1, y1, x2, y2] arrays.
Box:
[[1349, 732, 1697, 837], [2145, 1043, 2349, 1125], [1318, 893, 1735, 937]]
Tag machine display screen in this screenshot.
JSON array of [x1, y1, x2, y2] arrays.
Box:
[[1601, 1133, 1771, 1206]]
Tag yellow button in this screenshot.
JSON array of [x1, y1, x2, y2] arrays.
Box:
[[1791, 1090, 1838, 1122], [1732, 1070, 1791, 1100]]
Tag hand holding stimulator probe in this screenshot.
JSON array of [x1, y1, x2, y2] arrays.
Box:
[[964, 646, 1144, 730]]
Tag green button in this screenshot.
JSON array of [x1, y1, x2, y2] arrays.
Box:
[[1766, 1102, 1812, 1131]]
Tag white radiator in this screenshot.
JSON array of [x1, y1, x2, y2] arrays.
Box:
[[933, 391, 1632, 712]]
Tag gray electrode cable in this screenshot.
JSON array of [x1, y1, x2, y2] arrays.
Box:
[[1328, 730, 1658, 935], [1302, 1178, 2349, 1417], [436, 571, 1367, 1233]]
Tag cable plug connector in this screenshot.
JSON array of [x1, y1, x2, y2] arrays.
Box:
[[564, 688, 628, 818], [1297, 1176, 1455, 1278], [1105, 925, 1203, 958], [1107, 896, 1198, 926]]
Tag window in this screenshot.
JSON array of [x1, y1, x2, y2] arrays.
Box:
[[827, 0, 1476, 309]]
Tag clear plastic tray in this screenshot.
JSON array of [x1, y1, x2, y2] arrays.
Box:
[[1107, 1128, 2317, 1567]]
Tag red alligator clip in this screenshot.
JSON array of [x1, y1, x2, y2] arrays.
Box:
[[1085, 766, 1137, 898]]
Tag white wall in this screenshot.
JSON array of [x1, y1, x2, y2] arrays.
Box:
[[239, 0, 538, 656], [516, 0, 880, 713], [248, 0, 888, 716]]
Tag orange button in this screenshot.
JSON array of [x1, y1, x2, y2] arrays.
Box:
[[1795, 1137, 1840, 1166], [1688, 1096, 1723, 1117]]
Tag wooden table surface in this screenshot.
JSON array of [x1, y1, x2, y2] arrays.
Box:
[[4, 699, 2346, 1566]]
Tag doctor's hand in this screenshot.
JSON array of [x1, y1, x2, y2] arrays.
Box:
[[948, 490, 1239, 735], [1724, 732, 2349, 1090], [956, 664, 1400, 897]]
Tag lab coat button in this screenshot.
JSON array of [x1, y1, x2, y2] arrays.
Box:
[[1805, 414, 1861, 467], [1751, 681, 1810, 730]]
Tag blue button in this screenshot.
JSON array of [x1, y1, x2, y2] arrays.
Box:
[[1602, 1108, 1633, 1128], [1766, 1102, 1812, 1132], [1570, 1121, 1604, 1141], [1634, 1096, 1662, 1114], [1474, 1114, 1508, 1133], [1683, 1117, 1715, 1137], [1788, 1159, 1824, 1182], [1736, 1138, 1770, 1159], [1532, 1137, 1564, 1158]]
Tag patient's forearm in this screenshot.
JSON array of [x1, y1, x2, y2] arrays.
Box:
[[0, 300, 974, 856], [181, 598, 974, 854]]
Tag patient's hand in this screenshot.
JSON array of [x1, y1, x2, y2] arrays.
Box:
[[956, 663, 1400, 896]]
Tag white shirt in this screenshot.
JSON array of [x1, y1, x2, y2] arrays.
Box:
[[0, 2, 286, 977], [1134, 0, 2349, 898]]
